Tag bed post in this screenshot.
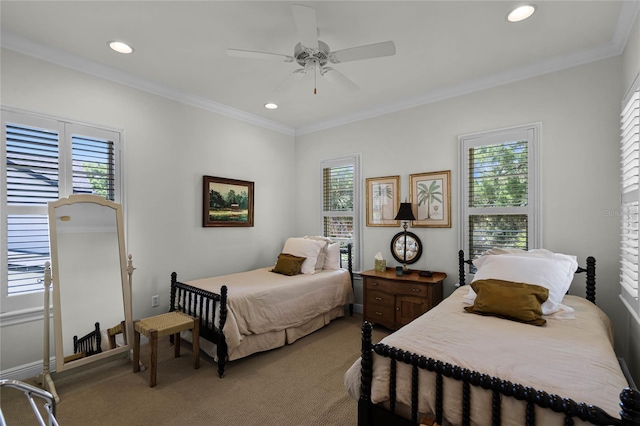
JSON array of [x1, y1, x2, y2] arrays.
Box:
[[585, 256, 596, 304], [217, 285, 228, 378], [458, 250, 466, 286], [359, 321, 373, 426], [170, 272, 177, 312], [620, 387, 640, 425]]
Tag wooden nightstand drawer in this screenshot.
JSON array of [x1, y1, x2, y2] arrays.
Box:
[[366, 303, 395, 323], [367, 289, 393, 306], [392, 282, 430, 297], [365, 278, 398, 293]]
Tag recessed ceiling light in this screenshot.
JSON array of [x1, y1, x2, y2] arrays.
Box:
[[109, 41, 134, 54], [507, 5, 536, 23], [264, 103, 278, 110]]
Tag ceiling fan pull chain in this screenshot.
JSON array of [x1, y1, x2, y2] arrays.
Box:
[[314, 62, 317, 95]]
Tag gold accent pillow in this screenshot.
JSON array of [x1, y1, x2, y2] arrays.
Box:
[[271, 253, 307, 276], [464, 279, 549, 326]]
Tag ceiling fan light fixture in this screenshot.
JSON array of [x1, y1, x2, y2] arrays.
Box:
[[108, 41, 134, 54], [264, 103, 278, 110], [507, 4, 536, 22]]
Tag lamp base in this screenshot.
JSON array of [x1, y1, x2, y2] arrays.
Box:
[[402, 270, 413, 275]]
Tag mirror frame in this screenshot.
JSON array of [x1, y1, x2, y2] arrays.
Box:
[[48, 194, 132, 372]]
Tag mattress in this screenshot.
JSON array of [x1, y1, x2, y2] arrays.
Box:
[[344, 286, 628, 425]]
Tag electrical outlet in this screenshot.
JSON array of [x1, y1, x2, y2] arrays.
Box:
[[151, 295, 159, 308]]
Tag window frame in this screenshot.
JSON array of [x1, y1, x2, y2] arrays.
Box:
[[458, 123, 541, 264], [619, 73, 640, 324], [320, 154, 361, 272], [1, 107, 124, 315]]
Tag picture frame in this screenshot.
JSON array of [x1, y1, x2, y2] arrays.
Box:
[[366, 175, 400, 227], [409, 170, 451, 228], [203, 176, 254, 227]]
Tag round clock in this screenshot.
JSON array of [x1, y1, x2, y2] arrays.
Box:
[[390, 231, 422, 265]]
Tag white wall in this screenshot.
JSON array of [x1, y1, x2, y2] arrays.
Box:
[[622, 12, 640, 384], [295, 57, 634, 381], [0, 49, 296, 374]]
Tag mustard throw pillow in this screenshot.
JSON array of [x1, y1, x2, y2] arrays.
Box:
[[464, 279, 549, 326], [271, 253, 306, 276]]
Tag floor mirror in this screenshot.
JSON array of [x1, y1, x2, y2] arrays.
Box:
[[40, 194, 133, 402]]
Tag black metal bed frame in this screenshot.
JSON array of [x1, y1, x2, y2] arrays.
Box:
[[169, 244, 354, 378], [358, 250, 640, 426]]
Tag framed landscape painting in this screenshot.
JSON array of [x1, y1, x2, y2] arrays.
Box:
[[409, 170, 451, 228], [366, 176, 400, 227], [203, 176, 254, 227]]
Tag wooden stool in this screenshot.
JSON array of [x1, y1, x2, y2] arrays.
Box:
[[133, 311, 200, 387]]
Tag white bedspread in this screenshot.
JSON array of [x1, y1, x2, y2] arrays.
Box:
[[186, 267, 353, 356], [344, 286, 628, 425]]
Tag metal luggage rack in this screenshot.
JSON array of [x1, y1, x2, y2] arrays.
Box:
[[0, 379, 58, 426]]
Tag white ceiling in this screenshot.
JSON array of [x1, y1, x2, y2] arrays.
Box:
[[1, 1, 639, 136]]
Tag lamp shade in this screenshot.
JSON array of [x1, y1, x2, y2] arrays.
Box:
[[394, 202, 416, 221]]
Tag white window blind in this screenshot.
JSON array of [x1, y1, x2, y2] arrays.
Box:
[[459, 124, 540, 261], [2, 109, 122, 313], [321, 155, 360, 271], [620, 74, 640, 322]]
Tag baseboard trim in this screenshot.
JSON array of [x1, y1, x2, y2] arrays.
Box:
[[0, 358, 52, 381]]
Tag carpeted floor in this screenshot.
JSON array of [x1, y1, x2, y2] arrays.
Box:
[[1, 314, 390, 426]]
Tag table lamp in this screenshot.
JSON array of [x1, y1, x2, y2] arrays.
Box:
[[394, 202, 416, 273]]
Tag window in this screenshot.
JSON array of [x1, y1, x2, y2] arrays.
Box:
[[620, 74, 640, 323], [1, 109, 122, 313], [321, 155, 360, 271], [459, 124, 540, 261]]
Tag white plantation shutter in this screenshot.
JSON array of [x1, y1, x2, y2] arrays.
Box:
[[620, 75, 640, 322], [2, 109, 122, 312], [460, 124, 540, 262], [321, 155, 360, 270], [5, 120, 59, 299]]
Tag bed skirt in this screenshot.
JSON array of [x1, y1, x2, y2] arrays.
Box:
[[182, 305, 346, 362]]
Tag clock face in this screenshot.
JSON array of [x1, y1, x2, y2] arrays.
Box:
[[390, 231, 422, 264]]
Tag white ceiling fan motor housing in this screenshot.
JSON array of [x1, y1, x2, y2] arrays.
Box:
[[294, 41, 330, 68]]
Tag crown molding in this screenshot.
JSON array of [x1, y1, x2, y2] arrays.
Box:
[[0, 31, 295, 137], [295, 1, 640, 136], [2, 0, 638, 138]]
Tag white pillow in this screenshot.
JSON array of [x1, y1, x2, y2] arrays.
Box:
[[470, 252, 578, 315], [304, 236, 332, 270], [323, 243, 341, 270], [282, 237, 325, 275]]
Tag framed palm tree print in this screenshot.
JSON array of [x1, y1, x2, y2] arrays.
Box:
[[409, 170, 451, 228], [366, 176, 400, 226]]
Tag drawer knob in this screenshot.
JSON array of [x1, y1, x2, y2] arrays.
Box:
[[371, 282, 378, 286], [375, 296, 383, 301], [376, 311, 383, 316], [412, 288, 422, 292]]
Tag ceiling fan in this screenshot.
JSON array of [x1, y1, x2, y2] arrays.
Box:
[[227, 4, 396, 95]]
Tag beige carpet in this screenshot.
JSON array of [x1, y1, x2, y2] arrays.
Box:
[[1, 314, 389, 426]]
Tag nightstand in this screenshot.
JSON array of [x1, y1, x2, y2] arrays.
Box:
[[360, 268, 445, 330]]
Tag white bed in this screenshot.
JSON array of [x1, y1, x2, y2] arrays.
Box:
[[344, 287, 628, 425], [345, 249, 637, 426], [170, 236, 354, 377], [185, 266, 353, 361]]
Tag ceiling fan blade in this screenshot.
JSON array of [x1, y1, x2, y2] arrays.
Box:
[[329, 40, 396, 64], [291, 4, 318, 50], [320, 67, 359, 92], [227, 48, 293, 62], [274, 69, 307, 94]]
